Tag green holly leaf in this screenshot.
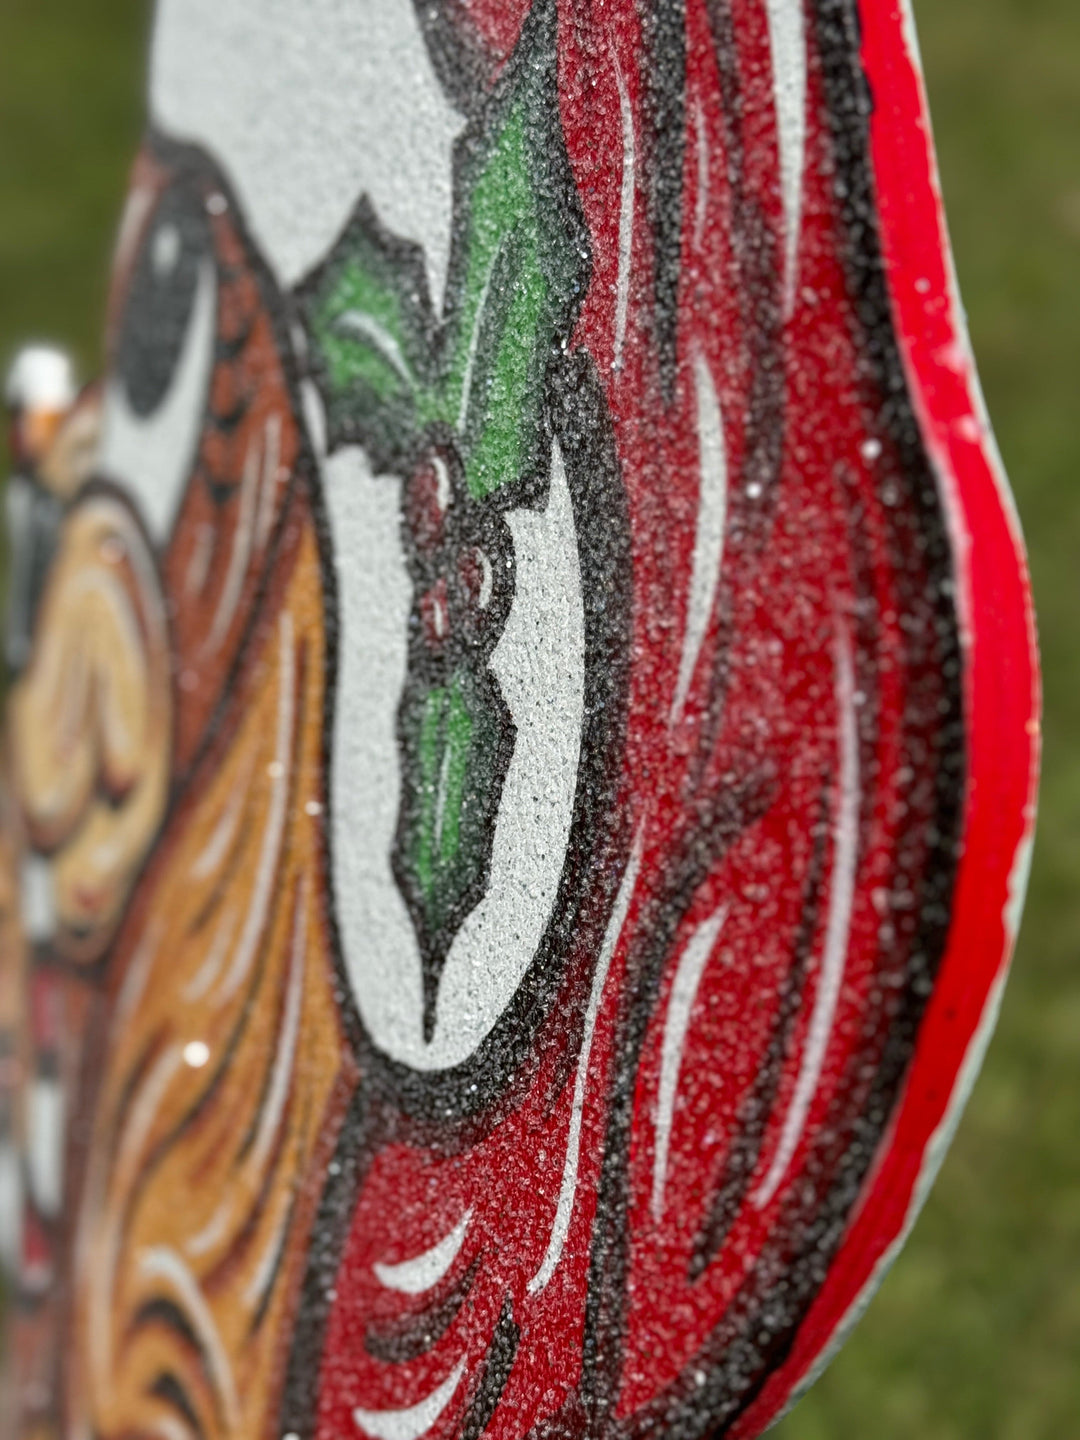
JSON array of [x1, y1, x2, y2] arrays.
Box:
[[296, 198, 437, 473], [295, 0, 591, 1022], [439, 0, 589, 501], [393, 667, 514, 1043], [297, 0, 587, 496]]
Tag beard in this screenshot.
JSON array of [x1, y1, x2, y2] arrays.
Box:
[[60, 144, 356, 1440]]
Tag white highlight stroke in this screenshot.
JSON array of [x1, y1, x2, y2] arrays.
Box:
[[20, 856, 55, 944], [456, 244, 503, 433], [87, 1044, 184, 1388], [651, 905, 729, 1220], [218, 612, 295, 1002], [612, 45, 635, 372], [338, 311, 416, 387], [255, 410, 283, 552], [755, 620, 859, 1208], [27, 1078, 64, 1218], [189, 758, 250, 882], [671, 347, 728, 723], [764, 0, 807, 315], [201, 423, 259, 658], [374, 1209, 472, 1296], [182, 908, 238, 1005], [243, 1191, 292, 1309], [138, 1245, 240, 1428], [247, 874, 308, 1175], [693, 96, 710, 250], [353, 1360, 467, 1440], [185, 1188, 234, 1260], [528, 830, 645, 1294]]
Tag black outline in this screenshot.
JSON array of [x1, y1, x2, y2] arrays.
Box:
[[569, 3, 967, 1437], [363, 1256, 481, 1365], [411, 0, 501, 117], [641, 0, 689, 404], [324, 344, 634, 1127], [295, 0, 608, 1057], [295, 0, 631, 1127], [114, 173, 213, 419], [63, 0, 969, 1436]]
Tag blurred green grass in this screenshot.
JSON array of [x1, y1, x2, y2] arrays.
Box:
[[778, 3, 1080, 1436], [0, 0, 148, 378], [0, 1, 1077, 1436]]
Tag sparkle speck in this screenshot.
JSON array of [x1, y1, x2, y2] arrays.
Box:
[[183, 1040, 211, 1069]]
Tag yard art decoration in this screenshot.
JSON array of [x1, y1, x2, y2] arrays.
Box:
[[0, 1, 1039, 1439]]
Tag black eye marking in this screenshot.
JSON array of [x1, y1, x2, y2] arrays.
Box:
[[117, 180, 212, 419]]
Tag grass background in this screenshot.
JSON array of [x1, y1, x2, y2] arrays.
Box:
[[1, 0, 1077, 1435]]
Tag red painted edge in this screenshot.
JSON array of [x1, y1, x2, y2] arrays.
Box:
[[732, 3, 1041, 1431]]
